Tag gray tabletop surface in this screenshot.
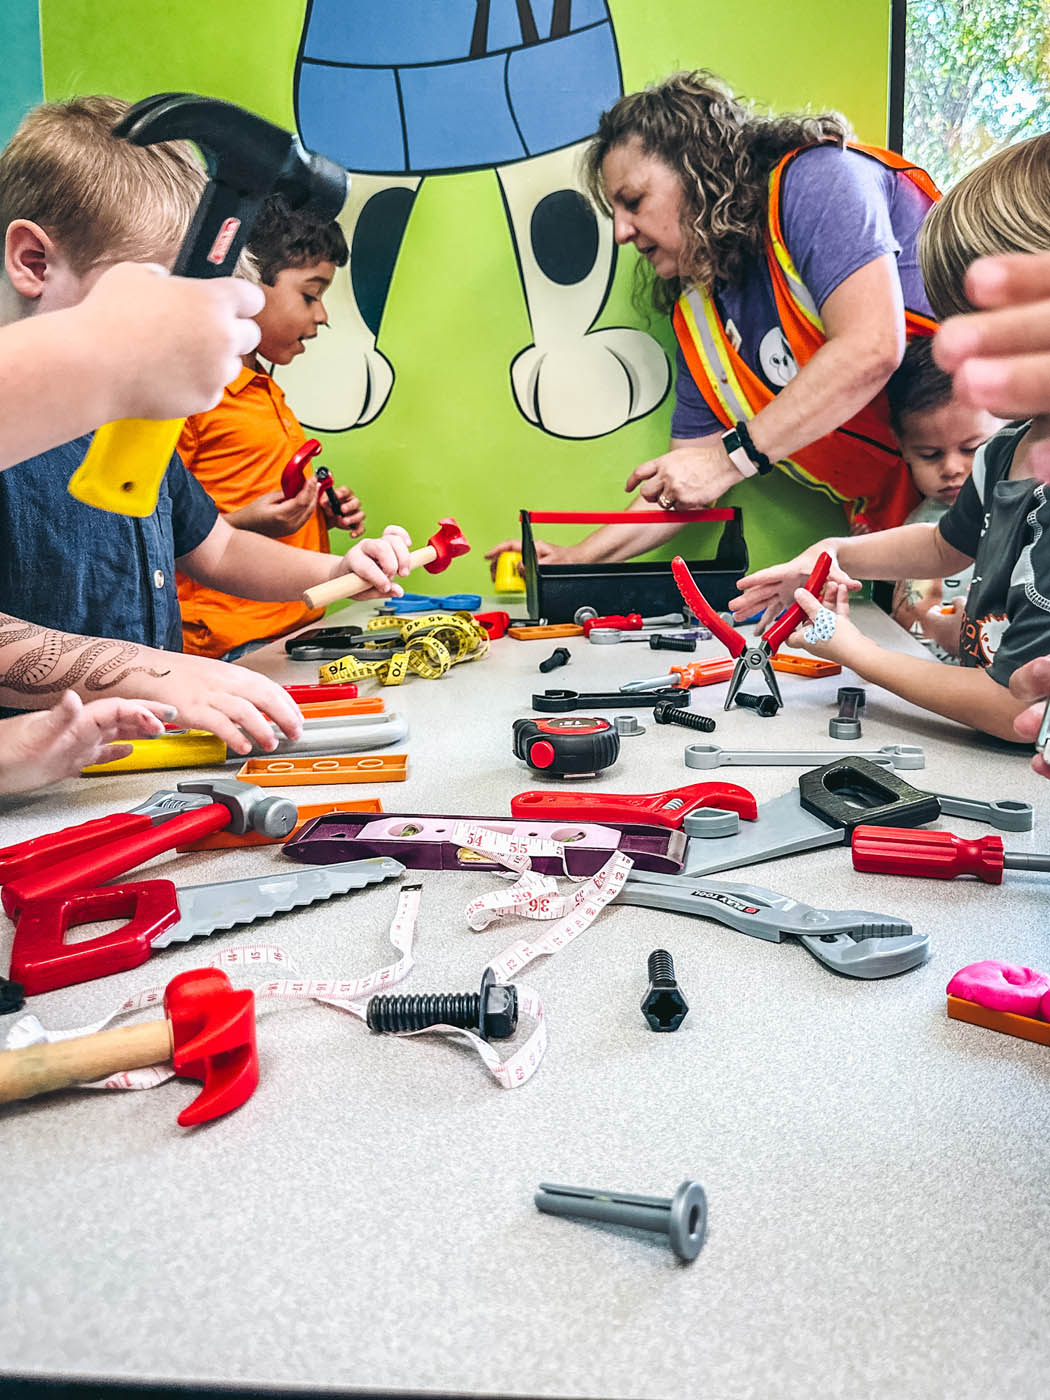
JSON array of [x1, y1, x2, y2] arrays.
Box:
[[2, 600, 1048, 1400]]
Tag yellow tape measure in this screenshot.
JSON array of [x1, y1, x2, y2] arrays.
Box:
[[319, 611, 488, 686]]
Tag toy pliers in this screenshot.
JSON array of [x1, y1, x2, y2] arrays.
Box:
[[671, 552, 833, 712]]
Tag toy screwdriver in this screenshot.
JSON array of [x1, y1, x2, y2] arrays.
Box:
[[851, 825, 1050, 884]]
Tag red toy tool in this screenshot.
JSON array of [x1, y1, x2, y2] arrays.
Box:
[[280, 438, 341, 518], [302, 516, 470, 611], [0, 780, 296, 917], [511, 780, 757, 829], [670, 552, 833, 711], [851, 826, 1050, 883], [0, 966, 257, 1126]]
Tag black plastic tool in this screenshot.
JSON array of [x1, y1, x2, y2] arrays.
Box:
[[533, 689, 690, 713]]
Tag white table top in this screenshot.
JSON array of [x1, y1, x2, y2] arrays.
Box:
[[2, 600, 1048, 1400]]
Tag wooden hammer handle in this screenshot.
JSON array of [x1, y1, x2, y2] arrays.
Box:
[[0, 1020, 173, 1104], [303, 543, 438, 611]]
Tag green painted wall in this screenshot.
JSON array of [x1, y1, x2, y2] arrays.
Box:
[[1, 0, 43, 145], [39, 1, 891, 594]]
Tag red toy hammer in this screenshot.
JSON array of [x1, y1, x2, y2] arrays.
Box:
[[302, 517, 470, 610], [0, 967, 257, 1126]]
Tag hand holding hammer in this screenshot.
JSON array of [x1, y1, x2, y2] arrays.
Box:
[[303, 517, 471, 610]]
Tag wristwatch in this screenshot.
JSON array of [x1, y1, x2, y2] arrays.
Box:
[[722, 421, 774, 478]]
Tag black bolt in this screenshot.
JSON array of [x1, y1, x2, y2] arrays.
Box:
[[641, 949, 689, 1032], [366, 967, 518, 1041], [0, 977, 25, 1015], [538, 647, 571, 673], [735, 692, 779, 717], [649, 634, 696, 652], [652, 699, 716, 732]]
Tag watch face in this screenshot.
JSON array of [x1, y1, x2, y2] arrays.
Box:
[[723, 428, 742, 452]]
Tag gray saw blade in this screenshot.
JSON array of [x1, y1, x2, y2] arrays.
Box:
[[152, 857, 405, 948]]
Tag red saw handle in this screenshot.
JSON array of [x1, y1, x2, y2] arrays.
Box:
[[2, 804, 232, 918], [510, 781, 757, 828], [851, 825, 1005, 883], [0, 813, 155, 887], [670, 558, 745, 658], [763, 551, 833, 653]]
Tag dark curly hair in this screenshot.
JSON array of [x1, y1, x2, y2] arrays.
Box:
[[247, 192, 348, 286], [582, 70, 851, 311]]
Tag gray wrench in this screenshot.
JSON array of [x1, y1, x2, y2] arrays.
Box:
[[927, 792, 1033, 832], [684, 744, 925, 771], [618, 870, 928, 978]]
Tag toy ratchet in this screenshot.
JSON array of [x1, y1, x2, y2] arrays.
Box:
[[510, 780, 757, 829], [670, 552, 833, 711], [533, 688, 689, 712]]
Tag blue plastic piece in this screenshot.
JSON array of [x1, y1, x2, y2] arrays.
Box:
[[380, 593, 482, 614]]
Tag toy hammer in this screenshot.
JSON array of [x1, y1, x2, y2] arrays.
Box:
[[302, 517, 471, 610], [68, 93, 348, 518], [0, 967, 257, 1127]]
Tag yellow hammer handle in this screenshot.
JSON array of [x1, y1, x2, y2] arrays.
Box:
[[0, 1020, 173, 1103], [68, 417, 186, 517], [303, 543, 438, 611]]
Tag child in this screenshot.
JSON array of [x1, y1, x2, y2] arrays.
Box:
[[731, 134, 1050, 743], [177, 195, 367, 660], [0, 96, 410, 758], [884, 338, 1000, 660]]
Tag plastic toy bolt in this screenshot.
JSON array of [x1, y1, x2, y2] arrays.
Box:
[[538, 647, 571, 673], [534, 1178, 708, 1261], [652, 698, 716, 732], [641, 948, 689, 1031], [365, 967, 517, 1041], [735, 692, 779, 717]]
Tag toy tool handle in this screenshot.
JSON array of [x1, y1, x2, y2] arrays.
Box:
[[670, 558, 744, 657], [0, 813, 154, 887], [281, 439, 323, 498], [1, 805, 232, 918], [303, 542, 437, 610], [764, 551, 833, 653], [511, 781, 756, 827], [67, 417, 186, 517], [583, 614, 643, 635], [0, 1019, 173, 1104], [851, 825, 1005, 883]]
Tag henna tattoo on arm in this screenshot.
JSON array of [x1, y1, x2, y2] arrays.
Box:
[[0, 613, 170, 698]]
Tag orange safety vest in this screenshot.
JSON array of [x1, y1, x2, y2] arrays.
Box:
[[672, 142, 940, 532]]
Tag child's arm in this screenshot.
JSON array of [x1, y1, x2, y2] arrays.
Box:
[[731, 524, 973, 631], [0, 613, 303, 755], [790, 585, 1028, 740], [0, 265, 264, 469], [180, 519, 412, 601], [0, 692, 177, 795]]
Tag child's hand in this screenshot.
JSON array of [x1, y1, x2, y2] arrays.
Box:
[[337, 525, 413, 598], [732, 545, 861, 634], [915, 592, 964, 656], [0, 692, 176, 794], [786, 582, 865, 664], [227, 479, 321, 537], [322, 486, 366, 536], [1010, 654, 1050, 778]]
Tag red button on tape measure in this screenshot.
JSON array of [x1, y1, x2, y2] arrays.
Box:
[[512, 717, 620, 779]]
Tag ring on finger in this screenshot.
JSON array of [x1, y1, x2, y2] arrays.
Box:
[[658, 492, 676, 511]]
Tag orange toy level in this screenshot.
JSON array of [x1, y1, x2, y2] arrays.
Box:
[[234, 753, 408, 786], [946, 995, 1050, 1047]]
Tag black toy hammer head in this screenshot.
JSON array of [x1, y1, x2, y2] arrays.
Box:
[[114, 92, 348, 279]]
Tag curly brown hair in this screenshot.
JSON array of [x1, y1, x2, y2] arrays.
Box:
[[582, 71, 851, 312]]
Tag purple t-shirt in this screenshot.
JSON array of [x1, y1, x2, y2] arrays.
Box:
[[671, 144, 934, 439]]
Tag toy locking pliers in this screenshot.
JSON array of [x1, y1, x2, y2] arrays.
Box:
[[670, 552, 833, 712]]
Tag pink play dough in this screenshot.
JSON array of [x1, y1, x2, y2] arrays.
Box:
[[947, 961, 1050, 1018]]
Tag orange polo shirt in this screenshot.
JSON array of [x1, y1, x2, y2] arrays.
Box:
[[176, 365, 328, 658]]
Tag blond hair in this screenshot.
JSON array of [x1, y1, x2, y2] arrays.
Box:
[[0, 95, 204, 274], [582, 70, 850, 311], [920, 134, 1050, 319]]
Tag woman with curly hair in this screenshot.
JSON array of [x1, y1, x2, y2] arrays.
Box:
[[491, 71, 940, 568]]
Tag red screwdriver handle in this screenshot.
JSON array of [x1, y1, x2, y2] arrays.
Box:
[[763, 551, 833, 654], [2, 804, 233, 917], [671, 558, 745, 658], [851, 825, 1005, 883], [0, 812, 155, 887], [582, 614, 643, 635]]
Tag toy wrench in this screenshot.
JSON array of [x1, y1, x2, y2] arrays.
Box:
[[671, 552, 832, 711], [684, 744, 926, 771], [10, 858, 405, 995], [510, 780, 757, 829], [618, 870, 929, 978]]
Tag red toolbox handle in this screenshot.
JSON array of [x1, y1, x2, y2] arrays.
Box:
[[524, 510, 734, 524]]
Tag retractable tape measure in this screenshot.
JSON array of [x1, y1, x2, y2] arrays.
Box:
[[513, 716, 620, 778], [319, 611, 489, 686]]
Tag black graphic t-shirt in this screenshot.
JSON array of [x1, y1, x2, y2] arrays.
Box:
[[938, 421, 1050, 687]]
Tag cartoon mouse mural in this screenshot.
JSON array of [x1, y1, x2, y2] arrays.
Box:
[[273, 0, 670, 440]]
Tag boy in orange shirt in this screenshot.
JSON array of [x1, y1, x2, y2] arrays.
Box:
[[178, 195, 366, 659]]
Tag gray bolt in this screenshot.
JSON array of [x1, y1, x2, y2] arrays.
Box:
[[614, 714, 645, 737], [641, 949, 689, 1032], [734, 692, 779, 718], [535, 1178, 708, 1262], [830, 686, 865, 739], [574, 606, 598, 624]]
